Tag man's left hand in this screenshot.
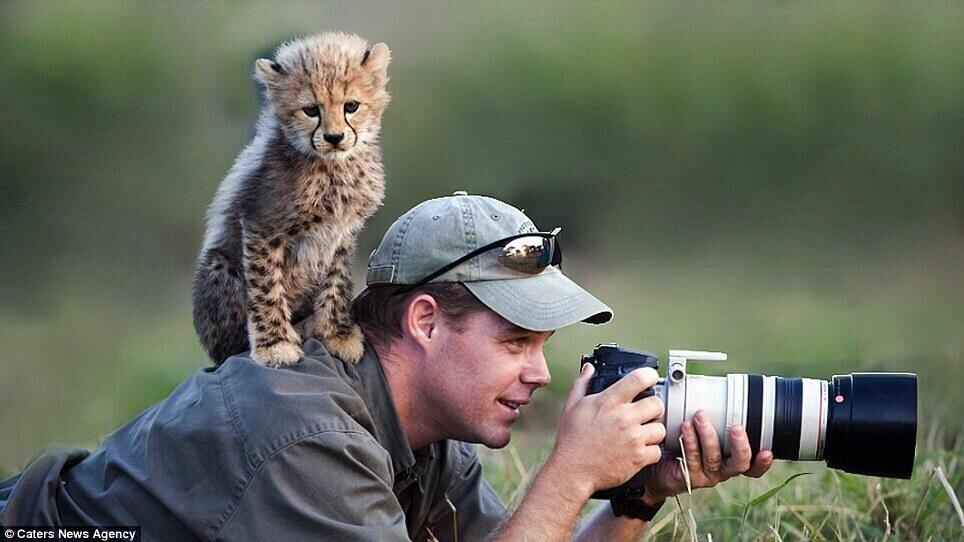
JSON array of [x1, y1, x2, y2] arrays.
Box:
[[640, 409, 773, 503]]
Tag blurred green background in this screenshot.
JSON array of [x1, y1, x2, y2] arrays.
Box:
[[1, 0, 961, 504]]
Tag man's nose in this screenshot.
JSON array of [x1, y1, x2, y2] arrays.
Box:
[[323, 132, 344, 145], [522, 351, 551, 388]]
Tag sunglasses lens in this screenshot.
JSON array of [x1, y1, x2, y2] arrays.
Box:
[[498, 236, 555, 274]]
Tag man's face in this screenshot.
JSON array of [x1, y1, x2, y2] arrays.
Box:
[[422, 308, 553, 449]]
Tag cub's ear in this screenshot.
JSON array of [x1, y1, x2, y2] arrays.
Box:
[[362, 42, 391, 78], [254, 58, 286, 85]]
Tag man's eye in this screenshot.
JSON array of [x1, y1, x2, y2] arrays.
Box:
[[302, 105, 320, 118], [344, 100, 360, 114]]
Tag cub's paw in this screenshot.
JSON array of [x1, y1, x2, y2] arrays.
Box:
[[324, 325, 365, 364], [252, 341, 304, 368]]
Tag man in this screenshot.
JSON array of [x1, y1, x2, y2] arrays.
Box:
[[1, 193, 772, 540]]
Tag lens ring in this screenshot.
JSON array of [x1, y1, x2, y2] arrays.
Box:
[[746, 375, 764, 459], [772, 377, 803, 460]]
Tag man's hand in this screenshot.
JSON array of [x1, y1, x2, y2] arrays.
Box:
[[641, 410, 774, 503], [547, 363, 666, 497], [494, 363, 666, 541]]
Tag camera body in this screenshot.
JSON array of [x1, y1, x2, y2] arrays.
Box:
[[585, 344, 659, 399], [582, 344, 918, 501]]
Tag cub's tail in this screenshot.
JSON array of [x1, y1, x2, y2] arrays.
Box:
[[192, 249, 249, 365]]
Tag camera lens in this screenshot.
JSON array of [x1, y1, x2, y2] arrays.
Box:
[[738, 372, 917, 478], [582, 344, 919, 501]]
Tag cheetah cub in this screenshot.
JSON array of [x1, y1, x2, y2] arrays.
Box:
[[193, 33, 389, 367]]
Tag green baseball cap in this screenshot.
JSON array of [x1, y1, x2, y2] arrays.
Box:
[[365, 192, 613, 331]]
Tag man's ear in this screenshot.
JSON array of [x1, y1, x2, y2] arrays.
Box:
[[404, 294, 439, 350], [254, 58, 286, 86], [361, 42, 391, 82]]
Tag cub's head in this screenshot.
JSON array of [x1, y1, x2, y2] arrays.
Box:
[[255, 33, 391, 160]]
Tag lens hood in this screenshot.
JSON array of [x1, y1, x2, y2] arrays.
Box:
[[825, 373, 917, 479]]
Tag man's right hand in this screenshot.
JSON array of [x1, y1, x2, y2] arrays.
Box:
[[493, 363, 666, 542], [547, 363, 666, 497]]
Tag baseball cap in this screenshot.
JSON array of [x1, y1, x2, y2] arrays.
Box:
[[365, 192, 613, 331]]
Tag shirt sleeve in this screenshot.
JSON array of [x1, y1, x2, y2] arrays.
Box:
[[426, 442, 506, 542], [215, 430, 410, 542]]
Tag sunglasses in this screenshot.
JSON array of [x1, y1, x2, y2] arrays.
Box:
[[402, 227, 563, 291]]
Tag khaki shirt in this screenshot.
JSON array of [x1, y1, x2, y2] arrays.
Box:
[[0, 340, 506, 541]]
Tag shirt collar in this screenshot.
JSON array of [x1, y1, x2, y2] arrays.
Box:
[[352, 343, 418, 476]]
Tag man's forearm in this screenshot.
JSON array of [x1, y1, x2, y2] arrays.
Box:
[[492, 457, 650, 542], [572, 502, 647, 542], [491, 456, 589, 541]]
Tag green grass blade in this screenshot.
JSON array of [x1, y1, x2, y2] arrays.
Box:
[[742, 472, 812, 525]]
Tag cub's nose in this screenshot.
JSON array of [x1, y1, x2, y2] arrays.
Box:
[[323, 132, 344, 145]]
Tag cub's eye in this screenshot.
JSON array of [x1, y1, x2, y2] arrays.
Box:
[[344, 100, 360, 114], [302, 105, 320, 118]]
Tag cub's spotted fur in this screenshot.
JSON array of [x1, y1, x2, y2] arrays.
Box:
[[193, 33, 390, 366]]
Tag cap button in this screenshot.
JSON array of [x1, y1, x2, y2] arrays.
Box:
[[452, 190, 468, 196]]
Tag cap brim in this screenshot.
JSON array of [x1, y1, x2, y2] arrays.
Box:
[[462, 269, 613, 332]]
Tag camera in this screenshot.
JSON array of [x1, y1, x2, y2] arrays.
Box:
[[583, 344, 918, 500]]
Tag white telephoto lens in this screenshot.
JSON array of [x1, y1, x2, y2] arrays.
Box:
[[662, 372, 833, 463]]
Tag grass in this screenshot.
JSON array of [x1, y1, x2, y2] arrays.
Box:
[[481, 431, 963, 541]]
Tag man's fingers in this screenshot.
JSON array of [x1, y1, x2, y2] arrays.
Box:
[[744, 451, 774, 478], [641, 444, 663, 467], [720, 425, 753, 478], [639, 420, 667, 446], [680, 419, 702, 476], [565, 363, 594, 410], [604, 367, 659, 404], [693, 411, 723, 474], [631, 395, 665, 423]]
